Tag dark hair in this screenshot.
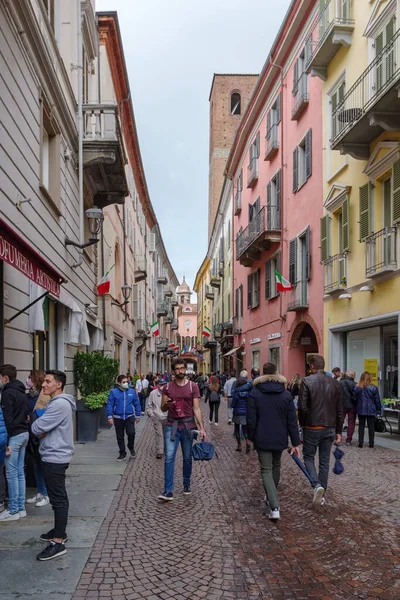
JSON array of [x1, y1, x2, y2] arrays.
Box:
[[172, 358, 187, 370], [309, 354, 325, 371], [230, 371, 236, 378], [30, 370, 45, 390], [332, 367, 341, 374], [236, 377, 248, 388], [0, 364, 17, 380], [117, 374, 128, 383], [45, 370, 66, 390], [251, 367, 260, 378], [262, 362, 277, 375]]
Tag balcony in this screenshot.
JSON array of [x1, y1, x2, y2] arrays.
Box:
[[233, 315, 242, 334], [171, 295, 178, 307], [164, 286, 173, 298], [247, 157, 258, 188], [234, 188, 242, 215], [134, 318, 149, 338], [156, 301, 168, 317], [265, 124, 279, 161], [218, 260, 225, 277], [203, 337, 217, 349], [287, 280, 309, 312], [214, 323, 224, 340], [323, 253, 347, 294], [305, 0, 354, 80], [171, 319, 178, 330], [157, 337, 168, 352], [292, 73, 309, 121], [331, 29, 400, 159], [236, 206, 281, 266], [366, 227, 397, 278], [157, 269, 168, 284], [205, 285, 215, 300], [164, 310, 174, 324], [82, 104, 128, 208], [134, 258, 147, 283], [210, 274, 221, 289]]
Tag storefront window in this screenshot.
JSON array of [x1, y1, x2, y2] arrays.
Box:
[[33, 298, 57, 371], [383, 324, 398, 398], [269, 346, 280, 372]]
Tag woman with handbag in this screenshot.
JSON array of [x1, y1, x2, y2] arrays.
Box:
[[354, 371, 382, 448], [205, 375, 221, 426]]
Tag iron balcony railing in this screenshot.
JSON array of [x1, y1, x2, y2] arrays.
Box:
[[287, 280, 309, 312], [331, 28, 400, 146], [305, 0, 354, 70], [292, 72, 309, 120], [247, 156, 258, 187], [156, 301, 168, 316], [236, 206, 281, 260], [265, 123, 279, 159], [323, 253, 347, 293], [366, 227, 397, 278]]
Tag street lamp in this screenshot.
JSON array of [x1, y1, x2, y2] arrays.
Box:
[[65, 207, 104, 248], [112, 283, 132, 308]]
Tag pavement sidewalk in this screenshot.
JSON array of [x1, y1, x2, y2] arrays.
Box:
[[0, 418, 146, 600]]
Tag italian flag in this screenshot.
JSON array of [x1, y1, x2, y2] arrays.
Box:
[[202, 326, 211, 338], [275, 270, 293, 292], [150, 320, 159, 337], [97, 265, 114, 295], [173, 345, 179, 351], [168, 343, 175, 349]]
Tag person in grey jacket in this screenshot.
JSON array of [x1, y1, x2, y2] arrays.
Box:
[[31, 370, 76, 562]]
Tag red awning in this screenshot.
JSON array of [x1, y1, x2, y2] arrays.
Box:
[[0, 218, 65, 297]]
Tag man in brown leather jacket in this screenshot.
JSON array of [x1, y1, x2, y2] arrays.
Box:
[[298, 354, 343, 506]]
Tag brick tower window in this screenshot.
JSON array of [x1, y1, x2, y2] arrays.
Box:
[[231, 92, 241, 115]]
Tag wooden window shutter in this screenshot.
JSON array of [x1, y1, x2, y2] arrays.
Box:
[[289, 238, 298, 284], [359, 183, 371, 241], [220, 236, 225, 261], [239, 169, 243, 191], [342, 195, 350, 251], [305, 129, 312, 179], [375, 31, 384, 90], [240, 284, 243, 316], [235, 287, 239, 317], [256, 131, 260, 158], [266, 111, 271, 139], [305, 226, 311, 281], [392, 159, 400, 222], [293, 60, 299, 95], [276, 93, 281, 124], [320, 215, 329, 262], [267, 182, 272, 229], [247, 274, 253, 309], [275, 251, 281, 296], [254, 269, 260, 307], [276, 169, 281, 227], [265, 260, 271, 299], [293, 147, 298, 192], [254, 196, 260, 215]]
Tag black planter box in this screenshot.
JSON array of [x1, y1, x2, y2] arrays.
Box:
[[76, 400, 100, 443]]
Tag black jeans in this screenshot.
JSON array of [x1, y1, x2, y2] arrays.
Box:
[[209, 401, 220, 424], [302, 427, 335, 490], [138, 393, 146, 413], [42, 462, 69, 539], [358, 415, 375, 446], [114, 417, 136, 454]]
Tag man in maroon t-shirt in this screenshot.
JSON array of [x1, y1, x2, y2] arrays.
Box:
[[158, 358, 206, 501]]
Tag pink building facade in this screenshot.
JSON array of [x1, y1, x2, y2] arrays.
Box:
[[227, 0, 323, 380]]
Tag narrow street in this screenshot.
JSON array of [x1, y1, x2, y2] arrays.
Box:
[[72, 404, 400, 600]]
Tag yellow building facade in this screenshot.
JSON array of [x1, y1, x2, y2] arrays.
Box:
[[193, 257, 212, 375], [311, 0, 400, 397]]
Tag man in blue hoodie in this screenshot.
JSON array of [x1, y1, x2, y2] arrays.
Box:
[[31, 370, 76, 561], [107, 374, 141, 461]]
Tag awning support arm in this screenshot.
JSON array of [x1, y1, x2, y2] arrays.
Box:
[[4, 291, 49, 325]]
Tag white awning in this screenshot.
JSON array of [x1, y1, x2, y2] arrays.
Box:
[[223, 346, 242, 357]]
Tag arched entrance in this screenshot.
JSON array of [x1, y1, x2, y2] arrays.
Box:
[[288, 317, 321, 377]]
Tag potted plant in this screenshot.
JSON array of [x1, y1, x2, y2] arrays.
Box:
[[74, 352, 119, 442]]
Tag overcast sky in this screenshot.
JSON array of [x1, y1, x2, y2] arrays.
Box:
[[96, 0, 292, 292]]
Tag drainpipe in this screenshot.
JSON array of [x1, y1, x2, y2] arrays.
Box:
[[97, 13, 106, 342], [123, 202, 128, 322], [77, 0, 84, 247]]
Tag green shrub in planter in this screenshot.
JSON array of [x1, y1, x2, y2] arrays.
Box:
[[74, 351, 119, 408], [84, 392, 109, 411]]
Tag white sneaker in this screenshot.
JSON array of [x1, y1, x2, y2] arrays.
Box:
[[268, 508, 280, 520], [19, 510, 27, 518], [214, 423, 219, 426], [26, 494, 41, 504], [0, 510, 20, 522], [35, 496, 50, 507], [313, 485, 325, 506], [321, 497, 326, 507]]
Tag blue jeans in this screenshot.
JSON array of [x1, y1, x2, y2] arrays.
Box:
[[302, 427, 335, 491], [164, 426, 193, 494], [5, 432, 29, 513], [34, 456, 48, 496]]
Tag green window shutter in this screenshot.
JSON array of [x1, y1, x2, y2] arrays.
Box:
[[386, 17, 395, 42], [289, 238, 298, 284], [375, 31, 384, 55], [305, 129, 312, 179], [392, 159, 400, 223], [275, 251, 281, 296], [255, 131, 260, 158], [276, 169, 281, 229], [276, 93, 281, 124], [254, 269, 260, 308], [293, 60, 299, 95], [375, 31, 384, 91], [240, 284, 243, 316], [342, 195, 350, 251], [359, 183, 371, 241], [305, 226, 311, 281], [247, 274, 253, 309], [265, 260, 271, 299], [266, 111, 271, 139], [320, 215, 329, 262], [293, 147, 298, 192]]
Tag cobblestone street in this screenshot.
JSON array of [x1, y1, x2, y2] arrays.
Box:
[[72, 405, 400, 600]]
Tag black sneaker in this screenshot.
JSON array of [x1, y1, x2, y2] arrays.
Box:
[[37, 542, 67, 561], [129, 449, 136, 459], [116, 453, 127, 461], [183, 485, 192, 495], [158, 492, 174, 501], [40, 531, 68, 543]]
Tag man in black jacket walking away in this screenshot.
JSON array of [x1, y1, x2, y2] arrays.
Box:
[[340, 370, 356, 446], [247, 362, 301, 521], [298, 355, 343, 507]]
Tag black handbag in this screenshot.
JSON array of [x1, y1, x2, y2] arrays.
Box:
[[374, 416, 386, 433]]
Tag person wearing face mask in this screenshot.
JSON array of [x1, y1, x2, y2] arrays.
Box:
[[106, 375, 141, 461]]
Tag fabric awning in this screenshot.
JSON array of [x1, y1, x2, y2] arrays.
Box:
[[0, 218, 66, 297], [223, 346, 242, 357]]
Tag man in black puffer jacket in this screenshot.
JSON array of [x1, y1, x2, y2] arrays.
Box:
[[247, 362, 300, 521]]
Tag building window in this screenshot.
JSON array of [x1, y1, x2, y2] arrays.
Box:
[[252, 350, 260, 370], [33, 298, 57, 371], [127, 343, 132, 374], [247, 132, 260, 186], [267, 170, 281, 230], [269, 346, 281, 372], [266, 94, 281, 151], [247, 269, 260, 309], [114, 335, 122, 365], [231, 92, 241, 115], [292, 48, 308, 119], [248, 197, 260, 223], [40, 101, 61, 210], [293, 129, 312, 192], [265, 251, 281, 300], [375, 16, 396, 92], [235, 170, 243, 214], [235, 284, 243, 317]]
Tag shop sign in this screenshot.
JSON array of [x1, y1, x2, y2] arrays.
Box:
[[300, 337, 311, 346], [250, 338, 261, 345], [268, 332, 281, 341], [0, 224, 61, 297], [364, 358, 379, 386]]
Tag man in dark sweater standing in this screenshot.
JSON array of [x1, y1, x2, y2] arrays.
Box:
[[247, 362, 300, 521], [0, 364, 29, 522]]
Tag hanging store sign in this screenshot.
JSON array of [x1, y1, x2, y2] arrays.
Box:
[[0, 219, 63, 297]]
